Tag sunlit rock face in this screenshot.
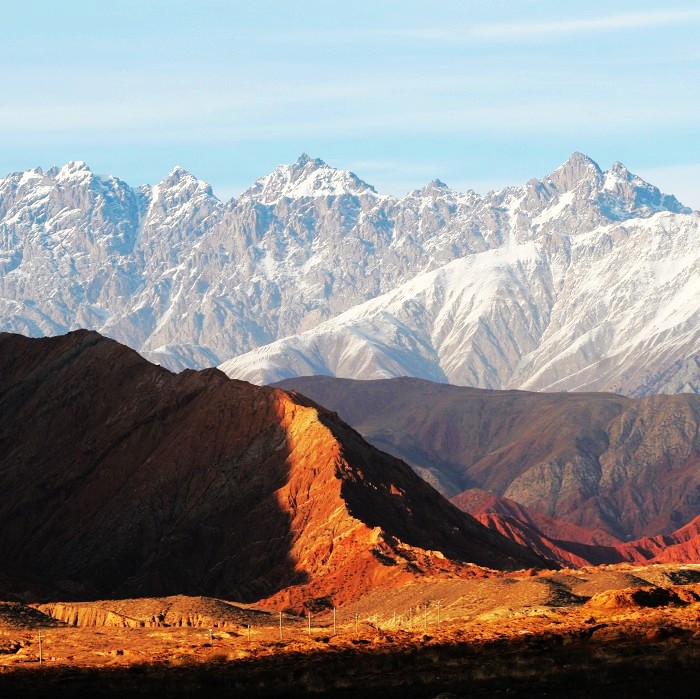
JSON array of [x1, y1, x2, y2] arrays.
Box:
[[274, 376, 700, 542]]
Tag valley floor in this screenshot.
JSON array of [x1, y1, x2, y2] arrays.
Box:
[[2, 563, 700, 697]]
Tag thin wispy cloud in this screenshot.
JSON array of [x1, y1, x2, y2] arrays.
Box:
[[375, 10, 700, 43], [1, 1, 697, 203], [474, 10, 700, 40], [0, 103, 682, 148], [5, 97, 695, 147]]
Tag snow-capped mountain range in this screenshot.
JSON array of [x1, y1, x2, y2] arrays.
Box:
[[1, 152, 698, 396]]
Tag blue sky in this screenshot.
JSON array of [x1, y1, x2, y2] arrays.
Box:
[[2, 1, 699, 207]]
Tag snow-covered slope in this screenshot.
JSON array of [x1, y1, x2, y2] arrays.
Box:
[[1, 152, 697, 395], [221, 212, 700, 395]]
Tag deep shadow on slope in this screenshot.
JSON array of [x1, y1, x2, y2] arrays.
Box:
[[0, 332, 549, 609], [0, 330, 307, 602]]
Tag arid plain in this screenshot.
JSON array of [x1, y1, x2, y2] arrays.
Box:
[[2, 563, 700, 697]]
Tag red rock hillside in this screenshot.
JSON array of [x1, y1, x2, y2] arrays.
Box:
[[0, 331, 547, 608], [460, 490, 700, 568], [275, 376, 700, 541]]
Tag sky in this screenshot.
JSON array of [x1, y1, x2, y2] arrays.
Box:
[[2, 1, 699, 207]]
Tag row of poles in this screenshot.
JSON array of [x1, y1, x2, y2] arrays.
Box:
[[205, 603, 445, 643], [269, 601, 443, 641], [32, 602, 445, 660]]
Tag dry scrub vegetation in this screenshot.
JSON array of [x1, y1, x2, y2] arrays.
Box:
[[2, 564, 700, 697]]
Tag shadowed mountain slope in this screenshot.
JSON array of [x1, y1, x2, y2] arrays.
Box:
[[274, 376, 700, 541], [0, 332, 546, 606]]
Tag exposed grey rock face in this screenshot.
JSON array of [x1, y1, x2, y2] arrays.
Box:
[[1, 153, 696, 395]]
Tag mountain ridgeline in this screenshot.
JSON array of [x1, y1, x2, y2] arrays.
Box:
[[0, 331, 547, 606], [1, 153, 698, 396]]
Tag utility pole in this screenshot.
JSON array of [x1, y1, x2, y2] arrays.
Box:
[[38, 631, 43, 664], [307, 613, 311, 636]]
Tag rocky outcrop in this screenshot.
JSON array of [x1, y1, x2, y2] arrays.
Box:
[[36, 604, 145, 629], [469, 504, 700, 568], [453, 490, 622, 546], [35, 595, 268, 629], [584, 585, 700, 611]]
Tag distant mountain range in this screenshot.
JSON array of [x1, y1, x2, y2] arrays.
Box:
[[2, 153, 698, 396]]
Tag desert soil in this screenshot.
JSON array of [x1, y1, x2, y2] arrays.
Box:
[[1, 563, 700, 697]]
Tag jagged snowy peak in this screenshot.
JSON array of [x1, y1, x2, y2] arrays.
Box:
[[498, 153, 690, 245], [0, 160, 143, 263], [0, 153, 697, 395], [152, 166, 218, 202], [400, 179, 484, 215], [406, 178, 459, 199], [546, 151, 603, 191], [600, 160, 687, 218], [143, 166, 221, 234], [239, 153, 379, 204]]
